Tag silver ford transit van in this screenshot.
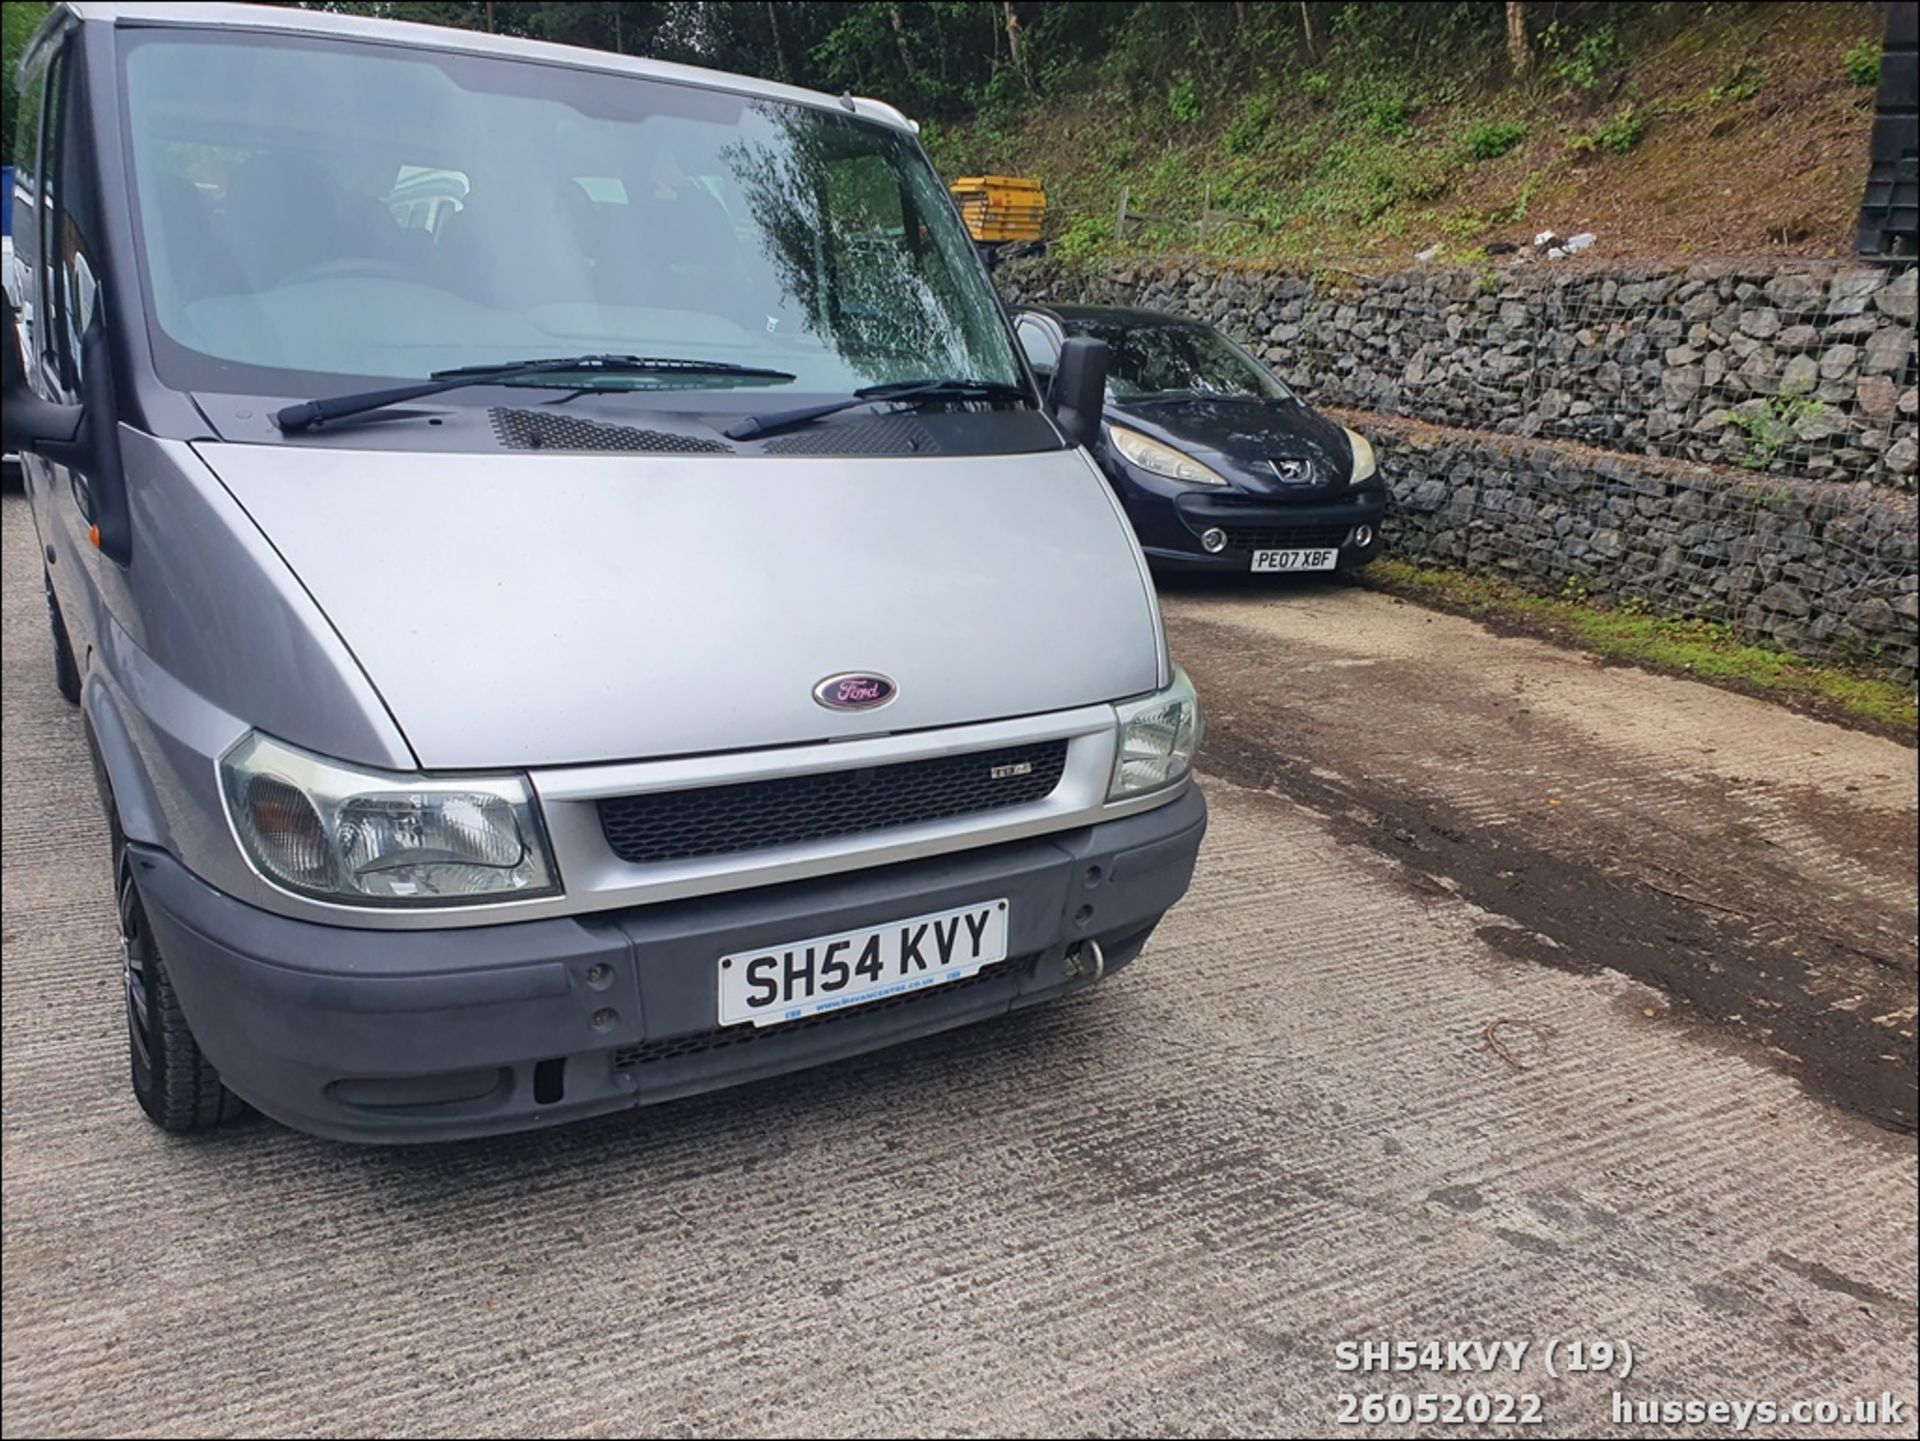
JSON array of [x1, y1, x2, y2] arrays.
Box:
[[5, 2, 1206, 1142]]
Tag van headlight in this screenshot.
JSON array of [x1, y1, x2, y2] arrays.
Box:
[[1109, 666, 1204, 800], [1108, 424, 1229, 485], [219, 733, 558, 905], [1344, 425, 1378, 485]]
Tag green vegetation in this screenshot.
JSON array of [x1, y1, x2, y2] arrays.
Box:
[[1570, 106, 1648, 155], [1844, 38, 1882, 86], [1729, 385, 1824, 469], [1465, 120, 1527, 160], [1540, 19, 1624, 93], [1705, 63, 1765, 105], [1367, 560, 1918, 736], [1167, 71, 1204, 124], [2, 0, 52, 165]]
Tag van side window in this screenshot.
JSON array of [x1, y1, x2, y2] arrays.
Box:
[[12, 46, 49, 377], [44, 42, 100, 393], [1016, 318, 1059, 380]]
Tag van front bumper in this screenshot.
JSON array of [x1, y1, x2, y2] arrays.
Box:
[[131, 785, 1206, 1143]]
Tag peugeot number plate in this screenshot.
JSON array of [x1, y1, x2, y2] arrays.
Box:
[[1251, 548, 1338, 573], [717, 899, 1010, 1027]]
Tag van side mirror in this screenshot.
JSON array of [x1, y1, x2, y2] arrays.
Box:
[[1050, 336, 1107, 449], [2, 295, 131, 563], [2, 296, 83, 456]]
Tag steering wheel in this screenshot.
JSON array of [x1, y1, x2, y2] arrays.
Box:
[[277, 257, 421, 287]]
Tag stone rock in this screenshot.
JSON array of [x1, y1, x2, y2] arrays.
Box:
[[1737, 349, 1776, 388], [1874, 268, 1918, 320], [1857, 375, 1898, 419], [1662, 366, 1704, 405], [1780, 353, 1820, 393], [1827, 271, 1884, 316], [1888, 435, 1918, 475], [1848, 597, 1897, 633], [1680, 291, 1718, 323], [1863, 326, 1914, 375], [1738, 307, 1780, 338], [1755, 581, 1810, 618], [1818, 343, 1860, 380], [1775, 324, 1819, 351], [1764, 273, 1825, 314]]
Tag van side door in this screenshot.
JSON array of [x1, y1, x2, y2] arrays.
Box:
[[21, 26, 113, 673]]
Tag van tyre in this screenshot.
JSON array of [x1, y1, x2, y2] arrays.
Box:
[[118, 855, 248, 1132], [45, 570, 80, 705]]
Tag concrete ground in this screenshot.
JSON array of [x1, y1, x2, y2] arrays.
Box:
[[3, 491, 1915, 1438]]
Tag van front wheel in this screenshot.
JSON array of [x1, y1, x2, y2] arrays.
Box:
[[45, 570, 80, 705], [118, 857, 249, 1133]]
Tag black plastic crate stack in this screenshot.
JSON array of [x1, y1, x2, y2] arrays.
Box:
[[1857, 3, 1919, 256]]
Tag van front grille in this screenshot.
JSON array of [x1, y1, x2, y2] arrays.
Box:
[[597, 740, 1070, 866]]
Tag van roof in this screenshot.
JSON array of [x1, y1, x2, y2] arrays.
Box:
[[51, 1, 919, 134]]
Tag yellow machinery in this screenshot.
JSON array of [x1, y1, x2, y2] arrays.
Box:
[[949, 175, 1047, 246]]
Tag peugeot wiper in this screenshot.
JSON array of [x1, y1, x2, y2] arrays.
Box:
[[724, 377, 1031, 442], [274, 355, 796, 434]]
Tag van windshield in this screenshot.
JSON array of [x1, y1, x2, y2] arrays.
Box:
[[119, 31, 1020, 397]]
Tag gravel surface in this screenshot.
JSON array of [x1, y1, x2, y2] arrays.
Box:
[[4, 494, 1915, 1437]]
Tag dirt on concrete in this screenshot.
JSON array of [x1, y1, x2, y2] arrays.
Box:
[[1162, 576, 1919, 1134]]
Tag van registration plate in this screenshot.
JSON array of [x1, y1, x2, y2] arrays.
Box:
[[717, 899, 1010, 1027], [1250, 548, 1339, 572]]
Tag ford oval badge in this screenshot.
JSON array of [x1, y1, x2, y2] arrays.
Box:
[[813, 673, 898, 711]]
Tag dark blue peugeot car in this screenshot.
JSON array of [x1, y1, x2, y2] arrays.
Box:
[[1013, 305, 1386, 574]]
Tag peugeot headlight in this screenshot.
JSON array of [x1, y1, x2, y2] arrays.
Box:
[[1108, 424, 1230, 485], [1109, 666, 1204, 800], [220, 733, 558, 905], [1344, 425, 1378, 485]]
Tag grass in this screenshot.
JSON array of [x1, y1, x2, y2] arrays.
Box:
[[927, 2, 1882, 267], [1365, 559, 1919, 738]]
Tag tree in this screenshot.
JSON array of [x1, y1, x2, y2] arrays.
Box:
[[1505, 0, 1531, 78], [1001, 1, 1031, 92], [2, 0, 53, 167]]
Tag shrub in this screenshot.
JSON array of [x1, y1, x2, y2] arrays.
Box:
[[1542, 20, 1622, 93], [1706, 64, 1763, 105], [1361, 91, 1411, 137], [1844, 40, 1881, 87], [1224, 93, 1278, 155], [1300, 71, 1331, 102], [1167, 71, 1203, 123], [1571, 106, 1647, 156], [1731, 386, 1823, 470], [1054, 214, 1113, 267], [1465, 119, 1527, 160]]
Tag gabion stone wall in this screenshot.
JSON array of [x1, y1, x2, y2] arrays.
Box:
[[998, 257, 1918, 490], [1346, 412, 1919, 682]]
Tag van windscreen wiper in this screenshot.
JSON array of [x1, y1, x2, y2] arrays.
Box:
[[724, 377, 1031, 442], [274, 355, 797, 434]]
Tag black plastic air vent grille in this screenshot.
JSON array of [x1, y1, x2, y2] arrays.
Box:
[[490, 408, 728, 453]]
